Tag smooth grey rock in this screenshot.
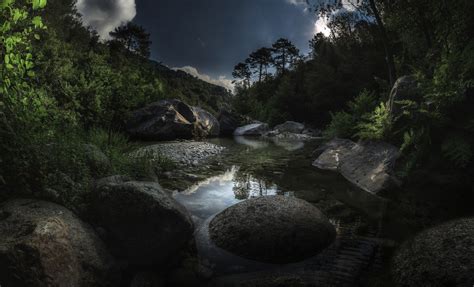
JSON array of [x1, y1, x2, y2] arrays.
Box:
[[209, 196, 336, 263], [313, 139, 356, 171], [0, 199, 116, 287], [233, 123, 269, 136], [91, 177, 194, 266], [313, 139, 399, 194], [273, 121, 305, 134], [392, 218, 474, 287], [387, 75, 421, 121]]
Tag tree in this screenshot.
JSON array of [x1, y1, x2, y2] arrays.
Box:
[[271, 38, 300, 74], [232, 62, 251, 88], [246, 47, 273, 83], [109, 22, 151, 58], [313, 0, 397, 86]]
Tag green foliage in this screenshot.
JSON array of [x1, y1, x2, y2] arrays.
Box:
[[323, 111, 354, 139], [356, 102, 391, 141], [441, 136, 473, 168], [88, 128, 175, 179], [323, 90, 379, 139]]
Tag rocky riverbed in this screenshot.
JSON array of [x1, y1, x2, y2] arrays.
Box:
[[133, 141, 226, 166]]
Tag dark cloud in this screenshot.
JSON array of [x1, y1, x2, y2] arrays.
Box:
[[133, 0, 317, 79]]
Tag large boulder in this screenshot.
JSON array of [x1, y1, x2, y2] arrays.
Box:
[[387, 76, 421, 121], [0, 199, 116, 287], [313, 139, 399, 194], [392, 218, 474, 287], [273, 121, 305, 134], [126, 99, 219, 140], [91, 176, 194, 266], [233, 122, 269, 136], [218, 110, 245, 136], [209, 196, 336, 263]]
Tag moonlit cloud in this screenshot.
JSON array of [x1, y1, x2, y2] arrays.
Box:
[[314, 16, 331, 36], [286, 0, 308, 6], [76, 0, 137, 39], [173, 66, 235, 92]]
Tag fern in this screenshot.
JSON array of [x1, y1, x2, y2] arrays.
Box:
[[356, 102, 391, 140], [441, 136, 472, 168]]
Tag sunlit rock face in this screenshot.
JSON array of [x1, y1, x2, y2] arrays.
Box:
[[209, 195, 336, 263]]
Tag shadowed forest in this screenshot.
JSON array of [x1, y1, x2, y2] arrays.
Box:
[[0, 0, 473, 286]]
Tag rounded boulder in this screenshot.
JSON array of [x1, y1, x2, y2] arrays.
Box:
[[92, 177, 194, 266], [209, 196, 336, 263], [392, 217, 474, 287], [0, 199, 116, 287]]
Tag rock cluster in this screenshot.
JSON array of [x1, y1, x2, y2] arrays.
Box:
[[313, 138, 400, 194], [132, 141, 225, 166]]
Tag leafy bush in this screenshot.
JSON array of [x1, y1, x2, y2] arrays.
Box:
[[323, 111, 354, 139], [323, 90, 379, 139], [356, 102, 391, 141]]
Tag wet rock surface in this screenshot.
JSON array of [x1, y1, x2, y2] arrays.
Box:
[[209, 195, 336, 263], [0, 199, 116, 287], [313, 139, 400, 194], [392, 217, 474, 287], [91, 177, 194, 266], [234, 122, 270, 136], [133, 141, 225, 166]]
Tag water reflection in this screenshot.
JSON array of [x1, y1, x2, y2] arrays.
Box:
[[173, 166, 280, 220], [233, 136, 270, 149], [233, 136, 306, 151]]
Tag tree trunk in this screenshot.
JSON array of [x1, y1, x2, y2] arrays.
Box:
[[369, 0, 397, 87]]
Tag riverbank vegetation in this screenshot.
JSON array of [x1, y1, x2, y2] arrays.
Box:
[[232, 0, 474, 184], [0, 0, 228, 205]]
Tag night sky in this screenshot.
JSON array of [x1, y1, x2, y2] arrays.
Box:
[[77, 0, 322, 89]]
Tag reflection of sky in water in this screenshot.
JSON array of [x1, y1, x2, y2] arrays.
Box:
[[173, 166, 279, 220]]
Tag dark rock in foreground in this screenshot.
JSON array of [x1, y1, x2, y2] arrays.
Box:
[[209, 196, 336, 263], [392, 217, 474, 287], [92, 176, 194, 266], [313, 139, 399, 194], [0, 199, 115, 287], [126, 99, 219, 140]]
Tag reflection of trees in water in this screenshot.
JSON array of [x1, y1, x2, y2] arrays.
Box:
[[232, 170, 280, 200]]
